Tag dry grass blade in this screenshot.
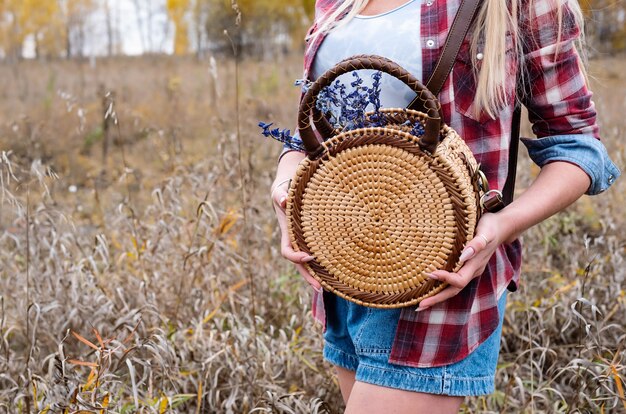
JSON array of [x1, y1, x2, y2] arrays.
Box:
[[214, 209, 238, 236], [159, 393, 169, 413], [196, 380, 203, 414], [126, 359, 139, 409], [71, 331, 99, 351], [203, 279, 249, 324], [92, 327, 105, 349], [610, 365, 626, 410], [67, 359, 99, 368]]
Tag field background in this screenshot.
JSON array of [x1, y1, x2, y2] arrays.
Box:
[[0, 49, 625, 413]]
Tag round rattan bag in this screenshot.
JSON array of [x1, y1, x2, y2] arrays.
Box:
[[286, 55, 487, 308]]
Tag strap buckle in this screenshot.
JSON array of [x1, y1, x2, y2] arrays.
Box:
[[474, 168, 489, 193], [480, 190, 505, 213], [473, 166, 505, 213]]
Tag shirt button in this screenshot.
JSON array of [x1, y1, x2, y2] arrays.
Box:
[[426, 39, 435, 48], [426, 0, 434, 5], [608, 175, 615, 184], [476, 52, 484, 60]]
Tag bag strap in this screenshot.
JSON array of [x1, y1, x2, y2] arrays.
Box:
[[503, 106, 521, 205], [407, 0, 483, 101]]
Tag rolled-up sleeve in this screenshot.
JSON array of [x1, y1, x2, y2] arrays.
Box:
[[519, 0, 620, 194], [521, 134, 621, 195], [521, 0, 598, 138]]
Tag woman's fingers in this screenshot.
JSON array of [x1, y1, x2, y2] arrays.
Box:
[[277, 205, 314, 263], [458, 232, 492, 262], [273, 185, 311, 262], [418, 262, 485, 309], [426, 269, 473, 289], [277, 214, 319, 289], [271, 183, 289, 211], [272, 181, 319, 291], [418, 284, 461, 310], [281, 243, 315, 263], [295, 263, 322, 291], [418, 231, 496, 309]]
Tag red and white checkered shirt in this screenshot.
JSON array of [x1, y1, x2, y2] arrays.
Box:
[[298, 0, 599, 367]]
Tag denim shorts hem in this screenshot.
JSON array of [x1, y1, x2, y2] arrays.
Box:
[[356, 363, 495, 396], [323, 341, 359, 372]]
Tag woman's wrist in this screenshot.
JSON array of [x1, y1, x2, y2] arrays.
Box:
[[274, 150, 306, 183], [488, 161, 591, 245], [491, 209, 523, 244]]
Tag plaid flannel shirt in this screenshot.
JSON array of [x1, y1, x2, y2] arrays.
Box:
[[295, 0, 600, 367]]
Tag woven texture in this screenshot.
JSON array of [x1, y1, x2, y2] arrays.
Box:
[[287, 57, 482, 308]]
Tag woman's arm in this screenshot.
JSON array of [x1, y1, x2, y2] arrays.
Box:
[[274, 150, 305, 187], [496, 161, 591, 244]]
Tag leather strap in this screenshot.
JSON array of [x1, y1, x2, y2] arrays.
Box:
[[408, 0, 482, 107], [503, 106, 521, 204]]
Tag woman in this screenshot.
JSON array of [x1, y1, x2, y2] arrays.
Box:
[[270, 0, 619, 412]]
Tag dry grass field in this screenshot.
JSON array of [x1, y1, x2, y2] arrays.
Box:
[[0, 53, 624, 413]]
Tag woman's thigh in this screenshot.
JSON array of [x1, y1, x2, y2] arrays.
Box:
[[334, 365, 357, 404], [345, 381, 464, 414]]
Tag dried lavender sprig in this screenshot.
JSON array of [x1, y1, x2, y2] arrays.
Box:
[[294, 78, 312, 94], [258, 122, 306, 151], [315, 71, 384, 131], [410, 122, 426, 137]]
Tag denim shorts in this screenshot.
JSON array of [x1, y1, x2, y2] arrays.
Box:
[[322, 290, 507, 396]]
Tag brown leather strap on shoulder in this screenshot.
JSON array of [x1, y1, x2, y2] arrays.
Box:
[[408, 0, 482, 109], [502, 105, 521, 204]]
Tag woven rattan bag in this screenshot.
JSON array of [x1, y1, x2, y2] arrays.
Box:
[[286, 55, 496, 308]]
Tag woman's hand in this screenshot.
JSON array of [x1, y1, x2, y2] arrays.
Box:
[[272, 152, 322, 291], [416, 212, 512, 311]]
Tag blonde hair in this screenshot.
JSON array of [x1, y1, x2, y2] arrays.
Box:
[[307, 0, 587, 119]]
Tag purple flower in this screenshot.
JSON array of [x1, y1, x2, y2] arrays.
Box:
[[294, 79, 312, 93], [258, 122, 305, 151]]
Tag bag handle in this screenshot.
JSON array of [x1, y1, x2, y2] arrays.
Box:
[[298, 55, 443, 159]]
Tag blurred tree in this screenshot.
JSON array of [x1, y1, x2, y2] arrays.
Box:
[[2, 0, 622, 60], [167, 0, 190, 55], [301, 0, 315, 20], [26, 0, 65, 58], [192, 0, 210, 58], [131, 0, 164, 53], [60, 0, 97, 58], [0, 0, 64, 59], [203, 0, 315, 57], [580, 0, 626, 54], [1, 0, 28, 60], [104, 0, 114, 56]]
